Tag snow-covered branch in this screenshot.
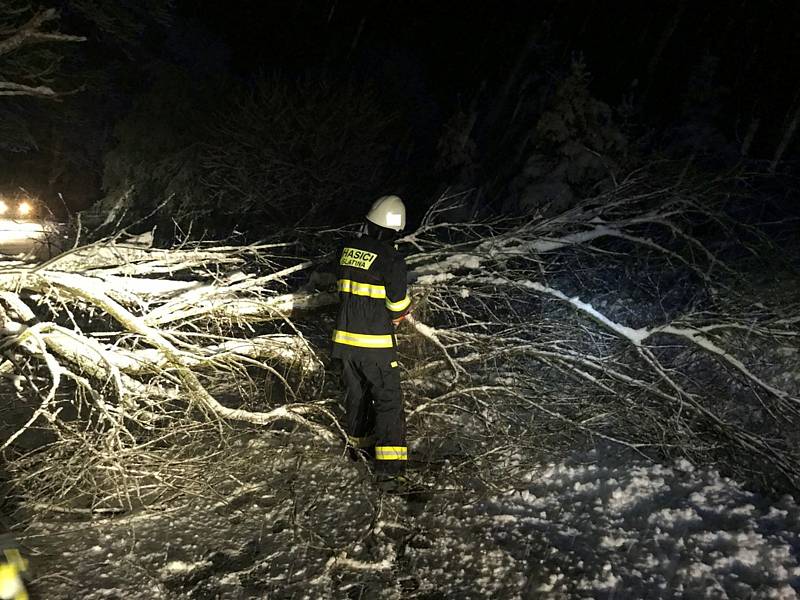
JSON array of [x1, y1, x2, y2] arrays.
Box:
[[0, 6, 85, 98], [2, 171, 798, 513], [398, 179, 800, 493]]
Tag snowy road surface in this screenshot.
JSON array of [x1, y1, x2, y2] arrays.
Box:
[[19, 442, 800, 599], [0, 219, 63, 258]]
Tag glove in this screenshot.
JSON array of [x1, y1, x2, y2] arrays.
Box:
[[392, 312, 410, 327]]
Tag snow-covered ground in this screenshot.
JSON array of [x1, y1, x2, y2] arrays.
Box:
[[17, 439, 800, 599]]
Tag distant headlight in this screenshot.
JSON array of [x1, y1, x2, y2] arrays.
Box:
[[17, 202, 32, 217], [0, 201, 6, 215]]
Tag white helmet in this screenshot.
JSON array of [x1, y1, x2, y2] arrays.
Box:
[[366, 195, 406, 231]]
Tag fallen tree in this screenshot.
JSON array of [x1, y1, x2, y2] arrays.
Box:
[[0, 239, 342, 512], [0, 169, 798, 513], [399, 175, 800, 493]]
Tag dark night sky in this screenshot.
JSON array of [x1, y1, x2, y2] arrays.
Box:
[[176, 0, 800, 141]]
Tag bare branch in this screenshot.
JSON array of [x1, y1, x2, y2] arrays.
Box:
[[0, 8, 84, 58]]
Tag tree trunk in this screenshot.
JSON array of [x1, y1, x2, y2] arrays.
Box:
[[740, 115, 760, 157], [643, 1, 687, 101], [769, 94, 800, 174]]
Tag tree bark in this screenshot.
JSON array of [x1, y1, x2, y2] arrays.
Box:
[[769, 93, 800, 174], [643, 1, 687, 101]]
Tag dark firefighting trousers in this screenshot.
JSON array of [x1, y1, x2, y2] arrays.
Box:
[[339, 356, 406, 476]]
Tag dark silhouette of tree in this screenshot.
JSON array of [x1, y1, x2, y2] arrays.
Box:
[[94, 71, 396, 239]]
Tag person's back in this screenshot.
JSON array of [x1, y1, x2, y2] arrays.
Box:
[[332, 233, 408, 362]]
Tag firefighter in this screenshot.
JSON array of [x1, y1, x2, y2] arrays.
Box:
[[332, 195, 412, 490]]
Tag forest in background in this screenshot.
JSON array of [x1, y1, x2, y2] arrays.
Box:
[[1, 0, 799, 237]]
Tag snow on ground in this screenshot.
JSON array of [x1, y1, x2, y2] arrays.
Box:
[[482, 453, 800, 599], [16, 437, 800, 599]]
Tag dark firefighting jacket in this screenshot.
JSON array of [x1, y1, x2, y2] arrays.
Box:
[[331, 234, 410, 362]]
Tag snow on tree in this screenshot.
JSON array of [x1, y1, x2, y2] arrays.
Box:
[[508, 57, 629, 216], [0, 167, 796, 517], [0, 2, 84, 99]]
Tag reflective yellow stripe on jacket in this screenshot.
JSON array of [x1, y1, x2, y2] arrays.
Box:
[[375, 446, 408, 461], [333, 329, 394, 349], [385, 294, 411, 313], [338, 279, 387, 299]]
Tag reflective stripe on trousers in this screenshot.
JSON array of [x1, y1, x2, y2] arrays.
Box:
[[338, 357, 406, 475], [375, 446, 408, 461]]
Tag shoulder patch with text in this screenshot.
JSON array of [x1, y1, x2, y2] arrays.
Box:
[[340, 246, 378, 270]]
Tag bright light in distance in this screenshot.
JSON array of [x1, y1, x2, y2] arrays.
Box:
[[17, 201, 32, 217], [0, 200, 6, 215]]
